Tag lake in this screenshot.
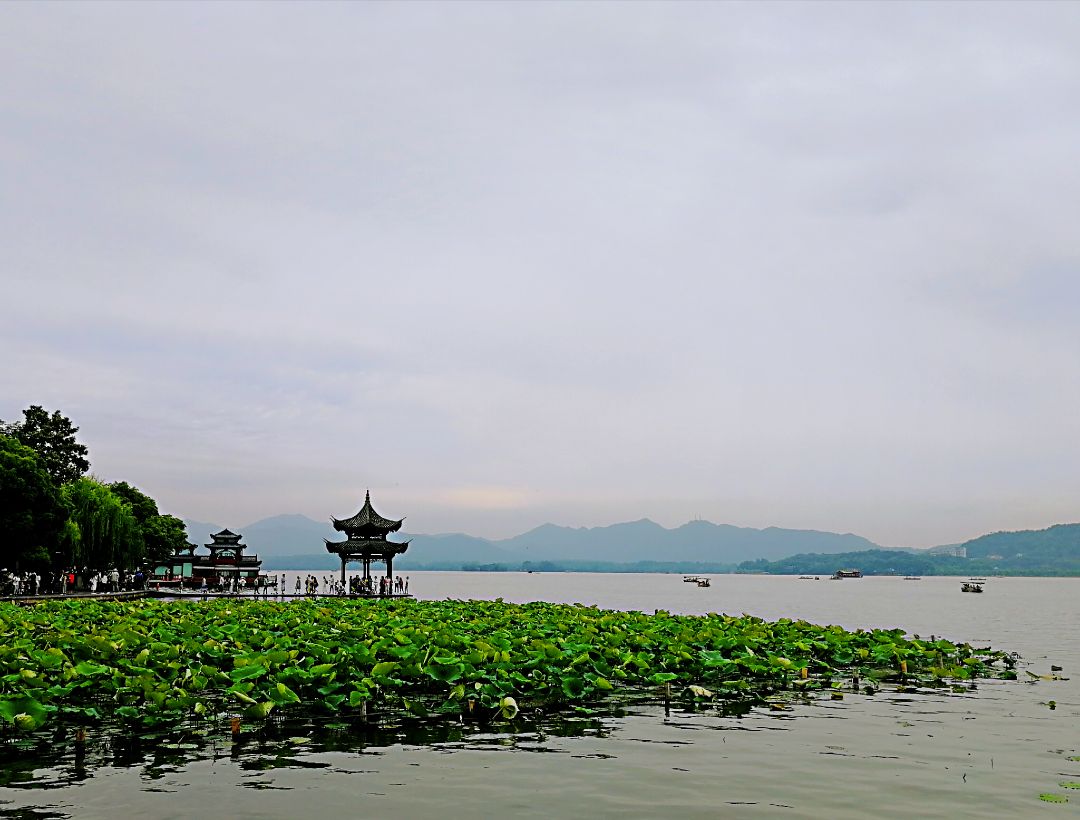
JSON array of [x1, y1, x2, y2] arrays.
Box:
[[2, 572, 1078, 818]]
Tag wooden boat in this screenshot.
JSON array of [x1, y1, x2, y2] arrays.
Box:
[[961, 581, 984, 593], [831, 569, 863, 579], [696, 578, 711, 588], [903, 576, 922, 580], [683, 576, 701, 583]]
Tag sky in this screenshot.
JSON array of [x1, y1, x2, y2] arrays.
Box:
[[3, 2, 1079, 547]]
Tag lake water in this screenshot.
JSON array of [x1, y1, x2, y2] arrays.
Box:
[[2, 572, 1078, 818]]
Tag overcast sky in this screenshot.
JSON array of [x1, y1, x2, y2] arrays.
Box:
[[3, 2, 1079, 546]]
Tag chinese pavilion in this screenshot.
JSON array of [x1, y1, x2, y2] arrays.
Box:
[[157, 528, 264, 589], [325, 491, 410, 586]]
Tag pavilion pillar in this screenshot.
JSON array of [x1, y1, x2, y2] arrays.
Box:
[[386, 556, 393, 580], [340, 556, 346, 587]]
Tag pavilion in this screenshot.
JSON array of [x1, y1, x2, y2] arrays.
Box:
[[325, 491, 410, 587], [157, 528, 263, 589]]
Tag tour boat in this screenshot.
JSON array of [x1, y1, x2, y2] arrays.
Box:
[[831, 569, 863, 579]]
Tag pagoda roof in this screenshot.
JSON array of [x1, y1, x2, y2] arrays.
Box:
[[332, 491, 404, 536], [208, 528, 243, 544], [325, 536, 410, 558]]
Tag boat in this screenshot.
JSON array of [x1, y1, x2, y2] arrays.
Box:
[[831, 569, 863, 579], [903, 576, 922, 580], [683, 576, 701, 583], [696, 578, 711, 588], [961, 581, 985, 593]]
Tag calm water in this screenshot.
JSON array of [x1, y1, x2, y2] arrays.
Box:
[[2, 572, 1078, 819]]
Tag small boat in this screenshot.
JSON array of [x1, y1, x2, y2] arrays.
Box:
[[696, 578, 711, 588], [903, 576, 922, 580], [831, 569, 863, 579], [961, 581, 984, 593], [683, 576, 700, 583]]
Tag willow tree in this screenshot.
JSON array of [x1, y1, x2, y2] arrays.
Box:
[[60, 478, 144, 569]]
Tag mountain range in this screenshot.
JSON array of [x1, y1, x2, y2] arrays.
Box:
[[182, 514, 886, 571]]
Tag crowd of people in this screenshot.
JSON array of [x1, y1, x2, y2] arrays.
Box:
[[289, 573, 409, 597], [1, 567, 147, 597], [1, 568, 412, 599]]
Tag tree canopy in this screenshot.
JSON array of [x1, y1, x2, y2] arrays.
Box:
[[60, 478, 143, 570], [0, 436, 68, 568], [110, 481, 189, 564], [1, 407, 192, 572], [1, 406, 89, 485], [142, 514, 190, 565]]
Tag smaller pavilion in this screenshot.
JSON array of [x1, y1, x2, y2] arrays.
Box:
[[157, 528, 263, 589], [325, 491, 410, 587]]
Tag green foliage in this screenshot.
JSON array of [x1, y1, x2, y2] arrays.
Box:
[[60, 479, 143, 569], [1, 406, 89, 485], [0, 597, 1014, 734], [108, 481, 159, 522], [0, 436, 67, 568], [737, 544, 1080, 577], [107, 482, 186, 564], [141, 514, 189, 564]]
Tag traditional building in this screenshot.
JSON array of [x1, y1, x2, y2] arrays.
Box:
[[325, 491, 410, 587], [155, 528, 264, 589]]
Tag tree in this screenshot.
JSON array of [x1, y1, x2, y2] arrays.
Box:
[[142, 514, 189, 565], [108, 481, 159, 522], [0, 436, 67, 567], [2, 406, 89, 485], [107, 481, 188, 564], [60, 478, 143, 569]]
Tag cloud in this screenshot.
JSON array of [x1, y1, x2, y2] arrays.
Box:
[[3, 2, 1079, 546]]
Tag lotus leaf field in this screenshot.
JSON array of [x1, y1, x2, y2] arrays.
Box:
[[0, 598, 1015, 735]]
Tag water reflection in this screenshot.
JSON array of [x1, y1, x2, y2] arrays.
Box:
[[0, 705, 624, 802]]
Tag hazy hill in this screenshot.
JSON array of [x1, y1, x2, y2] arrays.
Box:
[[499, 518, 880, 564], [177, 513, 885, 569], [184, 514, 341, 559], [177, 513, 1080, 574], [960, 523, 1080, 559], [240, 514, 338, 557], [741, 522, 1080, 576]]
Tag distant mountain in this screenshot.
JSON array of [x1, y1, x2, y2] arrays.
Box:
[[183, 515, 335, 559], [498, 518, 881, 564], [403, 533, 515, 565], [958, 523, 1080, 565], [240, 514, 338, 558], [740, 522, 1080, 576], [182, 513, 885, 570], [178, 513, 1080, 575]]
